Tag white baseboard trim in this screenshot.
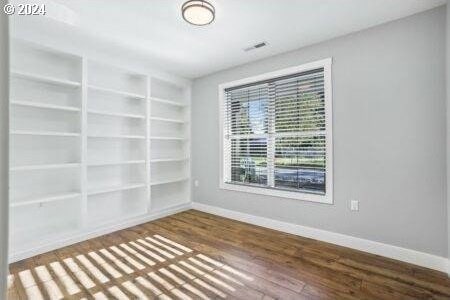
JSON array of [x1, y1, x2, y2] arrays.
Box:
[[9, 202, 192, 263], [447, 259, 450, 276], [192, 202, 449, 274]]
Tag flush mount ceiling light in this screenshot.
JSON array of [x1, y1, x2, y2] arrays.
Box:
[[182, 0, 215, 26]]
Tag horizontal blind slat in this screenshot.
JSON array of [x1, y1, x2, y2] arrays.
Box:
[[224, 66, 327, 195]]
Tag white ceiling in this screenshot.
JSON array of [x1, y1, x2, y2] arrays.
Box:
[[11, 0, 446, 79]]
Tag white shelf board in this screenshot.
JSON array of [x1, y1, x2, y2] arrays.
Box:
[[11, 70, 81, 88], [88, 160, 145, 167], [88, 110, 145, 119], [11, 100, 80, 112], [149, 136, 187, 141], [150, 97, 187, 107], [11, 192, 80, 208], [88, 84, 146, 100], [150, 177, 189, 186], [11, 130, 80, 137], [150, 116, 186, 124], [87, 183, 146, 196], [151, 157, 189, 163], [88, 134, 145, 139], [10, 163, 81, 171]]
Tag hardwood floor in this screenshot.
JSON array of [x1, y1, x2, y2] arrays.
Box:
[[7, 209, 450, 299]]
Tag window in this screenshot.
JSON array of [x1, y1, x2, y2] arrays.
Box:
[[219, 58, 333, 204]]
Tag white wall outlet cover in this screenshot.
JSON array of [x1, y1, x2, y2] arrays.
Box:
[[350, 200, 359, 211], [194, 180, 199, 187]]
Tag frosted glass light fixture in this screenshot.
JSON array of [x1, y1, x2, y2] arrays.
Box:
[[182, 0, 215, 26]]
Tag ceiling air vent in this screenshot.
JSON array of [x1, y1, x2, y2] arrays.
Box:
[[244, 41, 268, 52]]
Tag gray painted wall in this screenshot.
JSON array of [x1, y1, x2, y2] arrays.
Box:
[[0, 9, 8, 298], [446, 1, 450, 262], [191, 7, 447, 257]]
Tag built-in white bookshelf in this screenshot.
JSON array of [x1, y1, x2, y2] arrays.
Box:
[[86, 60, 149, 228], [150, 78, 190, 211], [9, 39, 191, 260]]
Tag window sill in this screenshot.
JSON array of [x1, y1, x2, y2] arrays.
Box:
[[219, 182, 333, 204]]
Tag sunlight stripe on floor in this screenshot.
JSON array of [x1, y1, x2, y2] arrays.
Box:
[[145, 237, 184, 255], [188, 257, 214, 272], [213, 270, 244, 286], [196, 254, 224, 267], [43, 280, 64, 300], [110, 246, 145, 270], [179, 260, 205, 276], [169, 264, 196, 280], [99, 249, 134, 274], [93, 291, 109, 300], [194, 278, 227, 298], [34, 266, 53, 282], [221, 265, 254, 281], [122, 280, 149, 300], [108, 285, 130, 300], [18, 270, 36, 288], [183, 283, 210, 300], [88, 252, 122, 279], [148, 272, 174, 290], [135, 276, 163, 296], [76, 254, 109, 283], [49, 262, 80, 295], [137, 239, 175, 259], [119, 243, 155, 266], [203, 273, 236, 292], [130, 241, 165, 262], [153, 235, 193, 253], [171, 288, 193, 300], [159, 267, 185, 285], [63, 258, 95, 289], [24, 285, 44, 300]]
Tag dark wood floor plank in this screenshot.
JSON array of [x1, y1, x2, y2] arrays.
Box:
[[175, 211, 450, 297], [164, 213, 362, 294], [141, 220, 308, 294], [7, 209, 450, 300], [187, 210, 315, 249], [151, 217, 370, 299], [360, 280, 430, 300], [147, 217, 311, 292]]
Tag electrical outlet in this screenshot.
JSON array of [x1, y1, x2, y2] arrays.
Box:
[[350, 200, 359, 211], [194, 180, 199, 187]]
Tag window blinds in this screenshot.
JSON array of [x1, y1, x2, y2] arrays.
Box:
[[223, 68, 327, 195]]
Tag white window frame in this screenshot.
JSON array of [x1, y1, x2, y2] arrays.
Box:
[[218, 58, 333, 204]]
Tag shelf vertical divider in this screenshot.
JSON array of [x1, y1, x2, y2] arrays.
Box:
[[146, 76, 152, 213], [80, 57, 88, 228], [185, 85, 192, 204]]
